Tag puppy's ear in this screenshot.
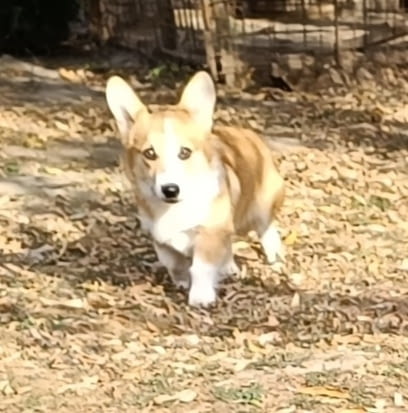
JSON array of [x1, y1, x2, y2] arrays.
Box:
[[178, 71, 216, 132], [106, 76, 147, 143]]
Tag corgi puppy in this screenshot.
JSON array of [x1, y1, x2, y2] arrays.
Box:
[[105, 71, 285, 307]]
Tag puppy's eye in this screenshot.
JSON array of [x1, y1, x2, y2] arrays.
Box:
[[143, 147, 157, 160], [178, 147, 192, 160]]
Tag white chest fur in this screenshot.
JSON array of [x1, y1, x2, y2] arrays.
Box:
[[139, 161, 222, 255], [150, 196, 211, 255]]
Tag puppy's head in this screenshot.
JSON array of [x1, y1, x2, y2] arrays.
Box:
[[106, 71, 219, 203]]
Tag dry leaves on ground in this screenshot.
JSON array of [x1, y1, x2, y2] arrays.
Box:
[[0, 54, 407, 412]]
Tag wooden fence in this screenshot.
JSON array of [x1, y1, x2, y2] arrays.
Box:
[[82, 0, 408, 86]]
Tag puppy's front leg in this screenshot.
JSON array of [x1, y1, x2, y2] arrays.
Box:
[[188, 229, 231, 307], [154, 242, 191, 289]]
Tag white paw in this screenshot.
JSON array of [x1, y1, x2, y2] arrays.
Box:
[[261, 226, 285, 264], [265, 245, 286, 264], [188, 258, 218, 307], [220, 258, 239, 279], [188, 284, 217, 307]]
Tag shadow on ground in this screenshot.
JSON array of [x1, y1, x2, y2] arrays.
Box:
[[222, 93, 408, 156], [2, 186, 408, 343]]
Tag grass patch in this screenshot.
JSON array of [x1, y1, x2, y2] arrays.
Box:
[[213, 383, 263, 407]]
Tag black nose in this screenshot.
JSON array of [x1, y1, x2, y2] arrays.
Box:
[[161, 184, 180, 199]]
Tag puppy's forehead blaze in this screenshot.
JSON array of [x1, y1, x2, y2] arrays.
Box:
[[139, 110, 201, 150]]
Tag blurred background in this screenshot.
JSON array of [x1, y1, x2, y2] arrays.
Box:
[[1, 0, 408, 89]]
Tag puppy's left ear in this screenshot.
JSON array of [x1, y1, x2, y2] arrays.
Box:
[[178, 71, 216, 131]]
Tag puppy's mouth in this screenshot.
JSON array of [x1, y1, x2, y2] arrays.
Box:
[[162, 198, 180, 204]]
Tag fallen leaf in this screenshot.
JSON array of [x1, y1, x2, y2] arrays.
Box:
[[154, 394, 175, 405], [246, 339, 265, 354], [39, 297, 88, 309], [298, 386, 349, 399], [184, 334, 200, 347], [276, 406, 296, 413], [374, 398, 387, 410], [267, 313, 280, 327], [86, 292, 116, 308], [145, 320, 160, 333], [152, 345, 166, 355], [57, 376, 99, 394], [0, 195, 10, 207], [394, 392, 404, 407], [291, 292, 301, 308], [42, 166, 64, 175], [0, 380, 15, 396], [284, 230, 298, 246], [154, 389, 197, 405], [233, 240, 258, 260], [258, 332, 280, 346], [175, 389, 197, 403], [58, 67, 83, 83], [288, 272, 306, 287], [233, 359, 251, 372], [399, 258, 408, 271]]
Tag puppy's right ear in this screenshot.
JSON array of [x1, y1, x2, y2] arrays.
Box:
[[105, 76, 146, 142]]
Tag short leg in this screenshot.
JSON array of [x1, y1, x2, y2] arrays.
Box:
[[154, 242, 191, 289], [188, 257, 218, 307], [260, 223, 285, 264], [220, 247, 239, 280], [188, 230, 231, 307]]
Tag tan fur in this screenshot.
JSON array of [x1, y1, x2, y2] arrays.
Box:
[[213, 126, 284, 234], [105, 71, 285, 307]]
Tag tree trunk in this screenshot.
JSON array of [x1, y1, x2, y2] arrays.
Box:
[[202, 0, 237, 86]]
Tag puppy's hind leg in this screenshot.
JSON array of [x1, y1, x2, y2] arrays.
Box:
[[259, 178, 286, 264], [220, 244, 239, 280], [260, 223, 285, 264]]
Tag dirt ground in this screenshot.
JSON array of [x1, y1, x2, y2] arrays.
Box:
[[0, 53, 407, 413]]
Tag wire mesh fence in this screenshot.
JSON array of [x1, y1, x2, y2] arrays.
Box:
[[82, 0, 408, 86]]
